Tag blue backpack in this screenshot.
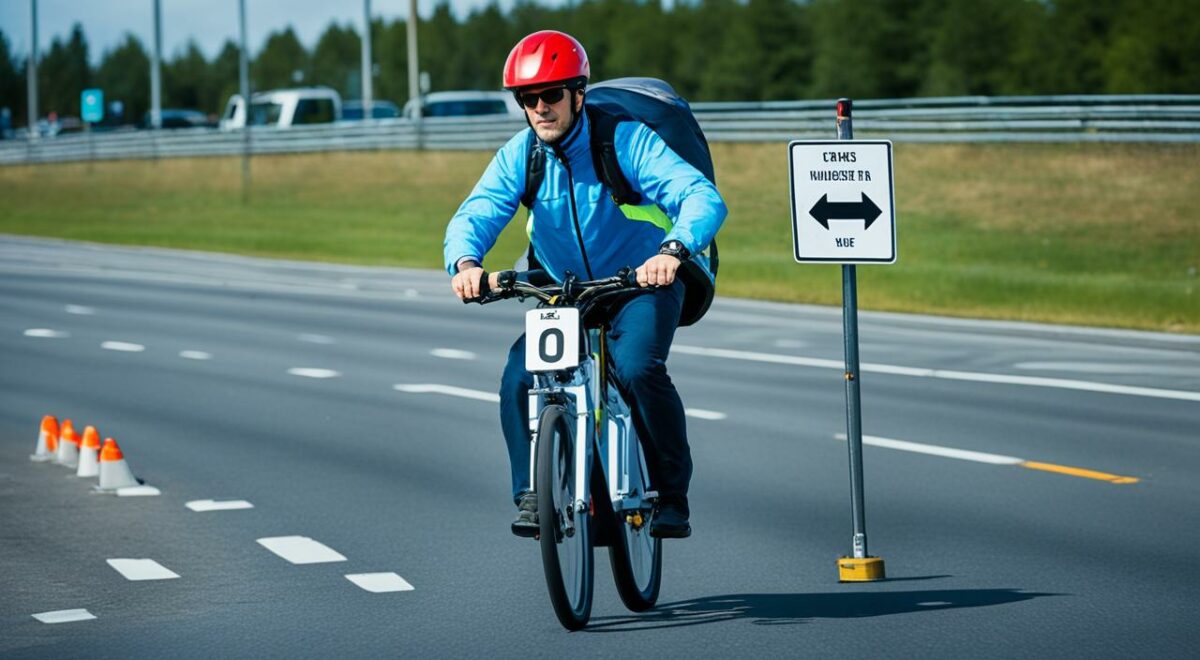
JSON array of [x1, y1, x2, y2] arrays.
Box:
[[520, 78, 720, 327]]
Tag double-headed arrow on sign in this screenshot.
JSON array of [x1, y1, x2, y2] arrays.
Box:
[[810, 193, 882, 230]]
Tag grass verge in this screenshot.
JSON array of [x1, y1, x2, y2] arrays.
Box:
[[0, 142, 1196, 332]]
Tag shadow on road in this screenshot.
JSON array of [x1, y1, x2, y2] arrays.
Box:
[[587, 588, 1059, 632]]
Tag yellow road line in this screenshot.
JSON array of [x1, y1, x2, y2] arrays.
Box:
[[1019, 461, 1139, 484]]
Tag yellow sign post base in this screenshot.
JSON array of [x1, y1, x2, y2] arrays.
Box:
[[837, 556, 886, 582]]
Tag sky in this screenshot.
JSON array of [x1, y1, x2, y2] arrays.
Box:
[[0, 0, 559, 64]]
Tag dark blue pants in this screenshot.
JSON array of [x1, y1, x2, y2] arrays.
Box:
[[499, 282, 692, 504]]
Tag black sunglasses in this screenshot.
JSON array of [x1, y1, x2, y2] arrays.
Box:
[[516, 86, 568, 109]]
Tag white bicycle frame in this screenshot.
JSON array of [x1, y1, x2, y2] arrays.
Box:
[[526, 325, 656, 534]]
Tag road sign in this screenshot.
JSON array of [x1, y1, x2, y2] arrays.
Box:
[[81, 88, 104, 123], [788, 140, 896, 264]]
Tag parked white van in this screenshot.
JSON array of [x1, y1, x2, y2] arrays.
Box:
[[219, 87, 342, 130]]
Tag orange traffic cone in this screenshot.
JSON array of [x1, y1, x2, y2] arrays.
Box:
[[56, 419, 80, 468], [30, 415, 59, 462], [95, 438, 140, 492], [76, 426, 101, 478]]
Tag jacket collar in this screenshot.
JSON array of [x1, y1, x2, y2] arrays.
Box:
[[546, 104, 590, 168]]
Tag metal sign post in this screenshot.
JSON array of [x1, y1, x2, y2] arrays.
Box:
[[81, 88, 103, 172], [788, 98, 896, 582]]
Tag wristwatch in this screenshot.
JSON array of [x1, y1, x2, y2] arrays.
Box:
[[658, 240, 690, 262]]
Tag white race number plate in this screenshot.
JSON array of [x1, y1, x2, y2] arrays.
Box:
[[525, 308, 580, 372]]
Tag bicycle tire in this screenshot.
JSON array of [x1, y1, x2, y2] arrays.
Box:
[[608, 437, 662, 611], [537, 404, 594, 630]]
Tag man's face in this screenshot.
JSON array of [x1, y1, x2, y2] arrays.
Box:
[[520, 84, 583, 143]]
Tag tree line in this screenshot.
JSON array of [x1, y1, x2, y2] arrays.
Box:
[[1, 0, 1196, 127]]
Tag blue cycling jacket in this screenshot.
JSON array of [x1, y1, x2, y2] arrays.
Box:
[[443, 110, 726, 283]]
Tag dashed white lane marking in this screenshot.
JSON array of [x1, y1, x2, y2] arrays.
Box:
[[24, 328, 69, 338], [431, 348, 476, 360], [106, 558, 181, 581], [835, 433, 1023, 465], [773, 339, 807, 348], [32, 609, 97, 624], [685, 408, 727, 421], [257, 536, 347, 564], [65, 305, 95, 315], [298, 333, 336, 344], [180, 350, 212, 360], [116, 485, 162, 497], [101, 341, 145, 352], [186, 499, 254, 512], [394, 383, 500, 402], [287, 368, 341, 379], [345, 572, 415, 593], [674, 344, 1200, 403]]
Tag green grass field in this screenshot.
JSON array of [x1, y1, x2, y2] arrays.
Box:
[[1, 142, 1196, 332]]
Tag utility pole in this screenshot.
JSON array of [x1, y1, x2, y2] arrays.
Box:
[[150, 0, 163, 129], [360, 0, 373, 119], [26, 0, 38, 139]]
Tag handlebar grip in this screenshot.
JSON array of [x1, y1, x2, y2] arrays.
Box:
[[462, 270, 491, 304]]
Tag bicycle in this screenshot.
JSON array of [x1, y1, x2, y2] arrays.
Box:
[[468, 268, 663, 630]]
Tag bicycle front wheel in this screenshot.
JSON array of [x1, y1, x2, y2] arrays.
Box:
[[536, 404, 594, 630]]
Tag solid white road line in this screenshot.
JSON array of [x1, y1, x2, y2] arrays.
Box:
[[834, 433, 1024, 465], [101, 341, 145, 352], [430, 348, 477, 360], [685, 408, 728, 421], [24, 328, 69, 338], [32, 609, 97, 624], [65, 305, 95, 315], [1012, 361, 1200, 376], [287, 368, 341, 379], [298, 333, 336, 344], [106, 558, 181, 581], [186, 499, 254, 512], [674, 344, 1200, 402], [345, 572, 415, 593], [257, 536, 347, 564], [180, 350, 212, 360], [394, 383, 500, 402]]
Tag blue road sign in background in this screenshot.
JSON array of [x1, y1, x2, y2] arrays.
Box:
[[81, 89, 104, 123]]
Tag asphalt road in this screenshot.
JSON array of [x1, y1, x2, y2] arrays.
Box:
[[2, 235, 1198, 658]]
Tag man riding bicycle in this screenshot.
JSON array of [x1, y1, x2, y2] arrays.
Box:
[[444, 30, 726, 539]]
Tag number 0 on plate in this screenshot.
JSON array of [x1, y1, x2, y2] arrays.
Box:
[[526, 308, 580, 372]]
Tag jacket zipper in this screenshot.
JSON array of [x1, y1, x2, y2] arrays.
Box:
[[555, 148, 595, 280]]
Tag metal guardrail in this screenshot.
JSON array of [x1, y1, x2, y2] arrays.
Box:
[[3, 94, 1198, 166]]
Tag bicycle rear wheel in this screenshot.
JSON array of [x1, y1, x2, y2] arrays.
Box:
[[609, 445, 662, 610], [537, 404, 594, 630]]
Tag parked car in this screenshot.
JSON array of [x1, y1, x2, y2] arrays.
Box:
[[341, 100, 400, 120], [219, 87, 342, 130], [402, 91, 522, 119], [141, 109, 214, 130]]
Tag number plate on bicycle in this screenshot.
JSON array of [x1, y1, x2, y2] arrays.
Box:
[[526, 308, 580, 372]]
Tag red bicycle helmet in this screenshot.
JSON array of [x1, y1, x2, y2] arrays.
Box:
[[503, 30, 590, 90]]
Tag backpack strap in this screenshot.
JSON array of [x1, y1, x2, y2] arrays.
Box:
[[520, 130, 544, 210], [585, 106, 642, 207]]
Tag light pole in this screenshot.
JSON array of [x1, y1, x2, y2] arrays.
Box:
[[360, 0, 373, 119], [406, 0, 421, 146], [26, 0, 38, 139], [238, 0, 251, 203], [150, 0, 163, 129]]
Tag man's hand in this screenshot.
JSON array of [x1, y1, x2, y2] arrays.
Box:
[[451, 267, 501, 300], [636, 254, 681, 287]]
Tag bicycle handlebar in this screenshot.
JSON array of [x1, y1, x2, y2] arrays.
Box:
[[463, 267, 645, 307]]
